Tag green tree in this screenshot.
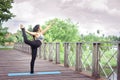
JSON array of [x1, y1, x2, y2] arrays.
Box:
[[0, 0, 15, 26], [0, 26, 8, 45], [14, 30, 23, 42], [6, 34, 14, 44], [43, 18, 80, 42]]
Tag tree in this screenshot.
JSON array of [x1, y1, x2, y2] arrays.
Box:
[[14, 30, 23, 42], [0, 0, 15, 26], [0, 26, 8, 45], [43, 18, 80, 42], [6, 33, 14, 44]]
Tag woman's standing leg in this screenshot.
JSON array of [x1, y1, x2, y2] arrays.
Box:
[[30, 47, 37, 73]]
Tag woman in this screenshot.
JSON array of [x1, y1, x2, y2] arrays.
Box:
[[20, 23, 53, 74]]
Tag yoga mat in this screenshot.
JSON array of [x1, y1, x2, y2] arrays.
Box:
[[8, 71, 61, 76]]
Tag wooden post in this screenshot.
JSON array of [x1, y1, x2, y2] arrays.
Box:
[[75, 42, 82, 72], [14, 43, 16, 49], [19, 43, 21, 50], [44, 43, 47, 60], [19, 43, 20, 50], [117, 42, 120, 80], [23, 43, 25, 52], [92, 42, 100, 78], [49, 43, 53, 61], [64, 42, 69, 67], [37, 47, 40, 57], [23, 43, 24, 51], [28, 46, 30, 54], [21, 43, 23, 51], [17, 43, 19, 50], [24, 44, 26, 52], [39, 46, 42, 58], [56, 42, 60, 64]]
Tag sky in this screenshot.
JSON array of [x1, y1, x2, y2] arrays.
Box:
[[3, 0, 120, 36]]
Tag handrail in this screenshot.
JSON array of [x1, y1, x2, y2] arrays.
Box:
[[14, 42, 120, 80]]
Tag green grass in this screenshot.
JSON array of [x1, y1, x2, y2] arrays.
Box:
[[0, 48, 13, 50]]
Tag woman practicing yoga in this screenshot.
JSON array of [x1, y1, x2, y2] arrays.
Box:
[[20, 23, 53, 74]]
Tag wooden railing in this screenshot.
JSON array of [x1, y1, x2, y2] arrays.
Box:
[[14, 42, 120, 80]]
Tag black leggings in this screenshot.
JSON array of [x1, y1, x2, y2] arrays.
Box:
[[21, 28, 41, 73]]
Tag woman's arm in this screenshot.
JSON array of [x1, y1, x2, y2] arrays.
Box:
[[20, 24, 36, 36], [41, 21, 55, 34], [26, 30, 37, 36], [41, 24, 51, 34]]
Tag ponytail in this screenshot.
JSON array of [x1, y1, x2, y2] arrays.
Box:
[[33, 24, 40, 40]]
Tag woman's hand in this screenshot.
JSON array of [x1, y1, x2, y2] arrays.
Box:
[[20, 24, 24, 29]]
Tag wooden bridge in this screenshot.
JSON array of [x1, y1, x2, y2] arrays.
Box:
[[0, 42, 120, 80], [0, 49, 94, 80]]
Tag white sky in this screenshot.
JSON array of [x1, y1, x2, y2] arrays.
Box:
[[3, 0, 120, 36]]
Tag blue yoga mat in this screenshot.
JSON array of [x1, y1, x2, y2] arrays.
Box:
[[8, 71, 61, 76]]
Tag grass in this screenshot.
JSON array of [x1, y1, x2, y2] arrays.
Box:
[[0, 45, 14, 50], [0, 48, 13, 50]]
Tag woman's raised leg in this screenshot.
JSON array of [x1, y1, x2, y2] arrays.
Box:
[[21, 28, 33, 46]]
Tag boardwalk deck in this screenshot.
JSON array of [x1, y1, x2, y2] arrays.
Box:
[[0, 50, 95, 80]]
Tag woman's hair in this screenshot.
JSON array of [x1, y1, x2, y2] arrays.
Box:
[[33, 24, 40, 40], [33, 24, 40, 32]]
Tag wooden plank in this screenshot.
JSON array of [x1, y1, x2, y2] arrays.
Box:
[[0, 50, 95, 80]]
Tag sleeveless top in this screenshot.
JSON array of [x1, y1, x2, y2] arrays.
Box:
[[36, 34, 44, 42]]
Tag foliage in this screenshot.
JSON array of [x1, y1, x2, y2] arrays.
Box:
[[43, 18, 80, 42], [0, 0, 15, 25], [79, 33, 107, 42], [0, 26, 8, 45], [6, 33, 14, 42], [0, 0, 15, 45], [13, 18, 120, 43], [14, 30, 23, 42], [107, 35, 120, 41]]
